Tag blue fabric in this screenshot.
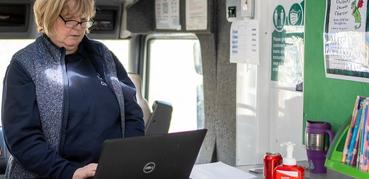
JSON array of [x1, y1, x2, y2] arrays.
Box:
[[62, 46, 122, 166]]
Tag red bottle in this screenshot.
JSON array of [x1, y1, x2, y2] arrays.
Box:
[[264, 152, 282, 179], [274, 164, 304, 179], [274, 142, 304, 179]]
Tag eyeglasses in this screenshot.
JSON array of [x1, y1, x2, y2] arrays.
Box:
[[59, 15, 94, 28]]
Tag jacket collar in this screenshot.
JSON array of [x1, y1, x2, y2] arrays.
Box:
[[36, 34, 65, 63]]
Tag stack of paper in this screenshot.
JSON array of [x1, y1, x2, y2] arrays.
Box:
[[190, 162, 257, 179]]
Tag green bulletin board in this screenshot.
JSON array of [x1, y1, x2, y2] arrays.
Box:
[[304, 0, 369, 132]]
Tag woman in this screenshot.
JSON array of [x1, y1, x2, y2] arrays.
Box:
[[1, 0, 145, 178]]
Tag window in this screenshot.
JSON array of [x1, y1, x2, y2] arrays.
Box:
[[97, 39, 130, 71], [145, 35, 204, 132]]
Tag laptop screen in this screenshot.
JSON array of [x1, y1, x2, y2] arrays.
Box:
[[94, 129, 207, 179]]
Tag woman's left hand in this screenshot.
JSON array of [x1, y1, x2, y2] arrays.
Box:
[[72, 163, 98, 179]]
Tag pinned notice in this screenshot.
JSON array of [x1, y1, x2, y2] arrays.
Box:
[[230, 19, 259, 64]]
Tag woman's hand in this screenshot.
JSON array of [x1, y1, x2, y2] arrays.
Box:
[[72, 163, 98, 179]]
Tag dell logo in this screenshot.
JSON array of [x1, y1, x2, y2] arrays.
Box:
[[143, 162, 156, 174]]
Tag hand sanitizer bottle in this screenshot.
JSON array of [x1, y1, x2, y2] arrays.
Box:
[[274, 142, 304, 179]]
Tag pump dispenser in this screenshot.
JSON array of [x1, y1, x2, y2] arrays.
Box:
[[284, 142, 296, 165], [274, 142, 304, 179]]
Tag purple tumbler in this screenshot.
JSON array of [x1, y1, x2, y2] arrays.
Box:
[[305, 120, 334, 173]]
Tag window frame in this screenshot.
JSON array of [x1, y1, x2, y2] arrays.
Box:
[[142, 33, 204, 131]]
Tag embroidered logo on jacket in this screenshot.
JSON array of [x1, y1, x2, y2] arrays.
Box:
[[96, 73, 108, 86]]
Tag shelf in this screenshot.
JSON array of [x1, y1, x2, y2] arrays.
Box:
[[325, 120, 369, 179]]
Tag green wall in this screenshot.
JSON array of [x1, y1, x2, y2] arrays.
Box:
[[304, 0, 369, 132]]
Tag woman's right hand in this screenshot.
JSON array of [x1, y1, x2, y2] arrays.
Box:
[[72, 163, 98, 179]]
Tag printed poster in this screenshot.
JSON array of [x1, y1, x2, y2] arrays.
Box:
[[155, 0, 181, 30], [324, 0, 369, 82], [186, 0, 208, 30], [230, 19, 259, 64], [271, 0, 304, 91]]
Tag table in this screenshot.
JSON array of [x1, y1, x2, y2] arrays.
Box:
[[237, 161, 354, 179]]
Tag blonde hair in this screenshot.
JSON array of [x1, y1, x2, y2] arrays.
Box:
[[33, 0, 96, 35]]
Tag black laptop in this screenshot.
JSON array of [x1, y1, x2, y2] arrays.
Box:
[[94, 129, 207, 179]]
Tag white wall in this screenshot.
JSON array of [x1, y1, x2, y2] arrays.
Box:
[[236, 0, 306, 165]]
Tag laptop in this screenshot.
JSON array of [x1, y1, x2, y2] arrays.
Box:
[[94, 129, 207, 179]]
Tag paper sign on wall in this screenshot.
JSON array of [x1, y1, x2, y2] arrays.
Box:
[[155, 0, 181, 30], [324, 0, 369, 83], [230, 19, 259, 64], [270, 0, 304, 91], [186, 0, 208, 30]]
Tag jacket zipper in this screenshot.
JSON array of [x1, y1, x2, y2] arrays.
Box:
[[59, 48, 69, 154]]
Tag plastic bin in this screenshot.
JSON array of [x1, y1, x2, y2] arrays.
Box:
[[325, 119, 369, 179]]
